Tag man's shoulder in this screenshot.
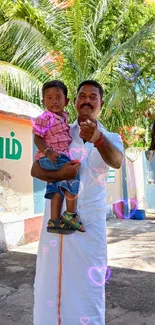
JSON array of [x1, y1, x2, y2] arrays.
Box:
[[98, 121, 124, 154]]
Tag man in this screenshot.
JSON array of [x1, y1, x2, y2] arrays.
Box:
[[31, 80, 124, 325]]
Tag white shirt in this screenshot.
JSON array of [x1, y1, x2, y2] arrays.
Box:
[[61, 119, 124, 226]]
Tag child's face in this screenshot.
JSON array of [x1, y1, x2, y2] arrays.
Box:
[[42, 87, 69, 115]]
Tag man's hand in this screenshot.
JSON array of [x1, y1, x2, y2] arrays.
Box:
[[80, 119, 101, 143], [31, 160, 81, 182], [60, 161, 81, 180]]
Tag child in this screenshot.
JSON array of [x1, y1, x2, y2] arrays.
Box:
[[32, 80, 85, 235]]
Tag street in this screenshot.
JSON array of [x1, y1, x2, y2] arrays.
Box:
[[0, 219, 155, 325]]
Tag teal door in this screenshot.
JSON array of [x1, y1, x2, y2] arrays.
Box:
[[143, 150, 155, 210]]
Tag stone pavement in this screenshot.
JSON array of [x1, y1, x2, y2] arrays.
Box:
[[0, 219, 155, 325], [106, 219, 155, 325]]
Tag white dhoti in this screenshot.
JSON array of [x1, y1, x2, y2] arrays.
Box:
[[34, 201, 107, 325]]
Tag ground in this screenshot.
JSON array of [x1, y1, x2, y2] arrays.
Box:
[[0, 219, 155, 325]]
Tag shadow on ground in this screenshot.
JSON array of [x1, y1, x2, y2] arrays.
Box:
[[0, 251, 36, 325], [106, 266, 155, 324], [107, 220, 155, 245], [0, 250, 155, 324]]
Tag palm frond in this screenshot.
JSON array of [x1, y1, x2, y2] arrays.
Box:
[[0, 61, 42, 106], [100, 16, 155, 69], [91, 0, 109, 35], [0, 0, 155, 140]]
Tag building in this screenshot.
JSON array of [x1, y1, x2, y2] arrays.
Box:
[[0, 93, 44, 252]]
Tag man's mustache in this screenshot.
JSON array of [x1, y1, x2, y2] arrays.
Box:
[[80, 103, 93, 109]]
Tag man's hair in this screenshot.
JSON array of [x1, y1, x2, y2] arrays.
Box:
[[42, 80, 68, 98], [77, 80, 104, 99]]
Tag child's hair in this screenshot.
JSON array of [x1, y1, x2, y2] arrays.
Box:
[[42, 80, 68, 98]]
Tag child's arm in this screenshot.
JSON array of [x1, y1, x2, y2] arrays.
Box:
[[34, 135, 60, 163]]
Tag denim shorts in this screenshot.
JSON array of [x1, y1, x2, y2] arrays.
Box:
[[39, 153, 80, 200]]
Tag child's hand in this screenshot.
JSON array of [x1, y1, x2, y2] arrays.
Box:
[[45, 149, 60, 163]]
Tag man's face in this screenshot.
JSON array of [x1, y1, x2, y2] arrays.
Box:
[[42, 87, 69, 115], [74, 84, 104, 121]]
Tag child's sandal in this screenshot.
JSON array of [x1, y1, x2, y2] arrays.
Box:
[[61, 212, 86, 232], [47, 219, 75, 235]]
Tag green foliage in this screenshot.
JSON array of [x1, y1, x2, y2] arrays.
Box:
[[0, 0, 155, 148]]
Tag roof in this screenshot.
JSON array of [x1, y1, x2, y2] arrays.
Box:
[[0, 93, 43, 120]]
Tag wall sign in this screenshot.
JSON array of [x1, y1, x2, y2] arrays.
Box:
[[0, 132, 22, 160], [107, 168, 115, 183]]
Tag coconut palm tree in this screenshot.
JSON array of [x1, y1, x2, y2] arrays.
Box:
[[0, 0, 155, 132]]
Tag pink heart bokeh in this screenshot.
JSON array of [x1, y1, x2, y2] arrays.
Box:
[[69, 148, 87, 162], [43, 247, 49, 253], [120, 126, 140, 146], [80, 316, 90, 325], [88, 266, 111, 286], [50, 240, 57, 247], [47, 300, 54, 307], [114, 199, 138, 219], [89, 168, 106, 187], [31, 111, 54, 135]]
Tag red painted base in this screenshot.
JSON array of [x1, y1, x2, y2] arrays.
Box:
[[24, 216, 43, 244]]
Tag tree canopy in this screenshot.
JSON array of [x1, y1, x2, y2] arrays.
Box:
[[0, 0, 155, 141]]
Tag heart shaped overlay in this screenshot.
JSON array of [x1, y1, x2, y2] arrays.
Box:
[[43, 247, 49, 253], [88, 266, 111, 286], [31, 111, 54, 135], [50, 240, 57, 247], [120, 126, 140, 146], [47, 300, 54, 307], [59, 180, 83, 200], [89, 168, 107, 187], [80, 317, 90, 325], [119, 63, 140, 81], [114, 199, 138, 219], [69, 148, 87, 162]]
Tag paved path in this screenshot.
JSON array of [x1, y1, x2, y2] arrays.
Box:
[[106, 219, 155, 325], [0, 219, 155, 325]]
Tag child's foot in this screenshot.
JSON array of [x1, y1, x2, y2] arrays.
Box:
[[47, 219, 75, 235], [61, 211, 86, 232]]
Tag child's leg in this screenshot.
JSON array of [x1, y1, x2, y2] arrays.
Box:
[[50, 193, 63, 220], [61, 191, 86, 232], [65, 191, 77, 213], [47, 192, 75, 235]]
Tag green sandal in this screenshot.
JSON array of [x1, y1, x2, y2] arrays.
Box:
[[61, 212, 86, 233], [47, 219, 75, 235]]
